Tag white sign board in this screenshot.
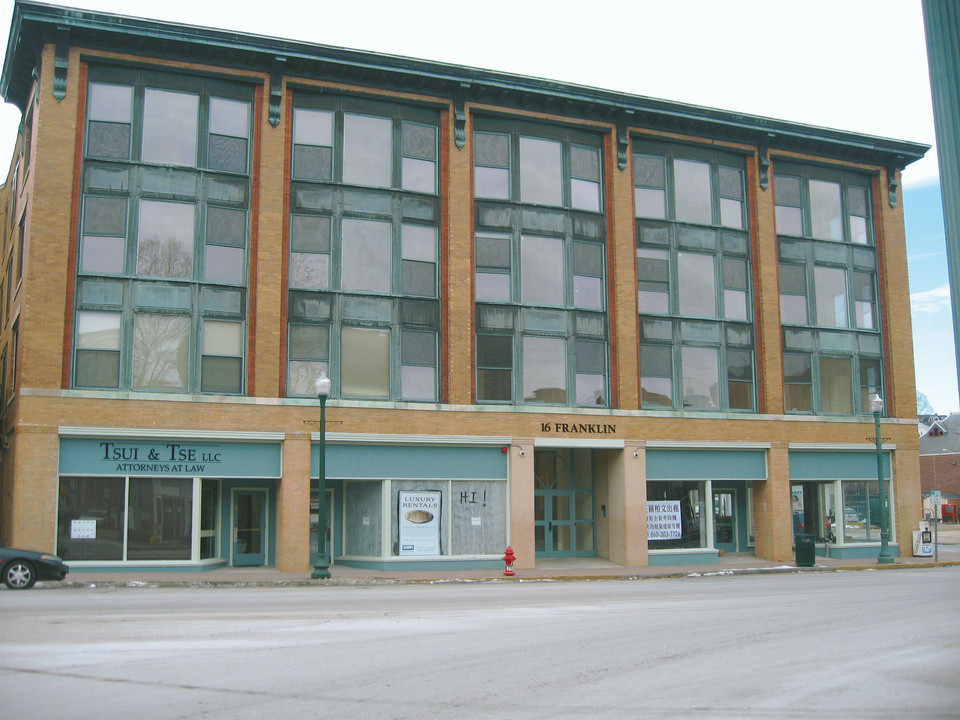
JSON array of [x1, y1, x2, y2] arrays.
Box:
[[399, 491, 441, 556], [71, 519, 97, 540], [647, 501, 682, 541]]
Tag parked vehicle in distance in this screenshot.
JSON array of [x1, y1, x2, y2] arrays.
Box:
[[0, 546, 69, 589], [844, 507, 861, 523]]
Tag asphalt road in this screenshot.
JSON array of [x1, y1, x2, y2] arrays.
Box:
[[1, 567, 958, 719]]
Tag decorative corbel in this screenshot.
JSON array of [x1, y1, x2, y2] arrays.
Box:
[[269, 56, 287, 128], [617, 110, 633, 171], [53, 26, 69, 102], [454, 83, 469, 150], [758, 133, 775, 190], [887, 162, 901, 208]]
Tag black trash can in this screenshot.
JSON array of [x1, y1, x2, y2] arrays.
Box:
[[795, 533, 815, 567]]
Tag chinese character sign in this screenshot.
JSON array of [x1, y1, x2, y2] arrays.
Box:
[[647, 500, 682, 541]]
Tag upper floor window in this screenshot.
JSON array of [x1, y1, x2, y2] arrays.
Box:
[[635, 147, 745, 229], [774, 166, 872, 244], [74, 67, 252, 395], [287, 95, 440, 402], [292, 99, 436, 194], [475, 121, 602, 212], [775, 163, 882, 415], [634, 142, 755, 412], [474, 118, 608, 407]]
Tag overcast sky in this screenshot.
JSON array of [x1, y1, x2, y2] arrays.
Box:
[[0, 0, 954, 410]]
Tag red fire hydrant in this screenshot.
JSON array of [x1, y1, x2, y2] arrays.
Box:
[[502, 546, 516, 576]]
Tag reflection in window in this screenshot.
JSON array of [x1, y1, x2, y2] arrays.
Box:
[[137, 200, 195, 279], [132, 314, 190, 391]]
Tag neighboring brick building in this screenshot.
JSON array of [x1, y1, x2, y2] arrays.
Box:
[[919, 415, 960, 521], [0, 2, 929, 572]]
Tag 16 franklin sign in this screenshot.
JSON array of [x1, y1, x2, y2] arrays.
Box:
[[539, 422, 617, 434]]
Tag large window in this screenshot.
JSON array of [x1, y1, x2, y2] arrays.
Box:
[[75, 68, 251, 394], [647, 481, 706, 550], [287, 95, 440, 401], [792, 478, 892, 545], [635, 142, 755, 411], [474, 118, 608, 406], [57, 476, 199, 561], [775, 163, 882, 414]]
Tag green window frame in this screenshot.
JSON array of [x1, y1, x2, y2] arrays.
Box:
[[634, 141, 756, 412], [782, 333, 884, 415], [775, 163, 883, 416], [287, 94, 441, 401], [473, 118, 608, 407], [74, 67, 252, 395]]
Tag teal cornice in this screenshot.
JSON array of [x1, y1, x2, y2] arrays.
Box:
[[2, 1, 930, 170]]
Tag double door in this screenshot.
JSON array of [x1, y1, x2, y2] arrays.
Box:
[[534, 449, 596, 557]]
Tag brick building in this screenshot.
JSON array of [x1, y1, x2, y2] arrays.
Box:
[[919, 415, 960, 521], [0, 2, 929, 572]]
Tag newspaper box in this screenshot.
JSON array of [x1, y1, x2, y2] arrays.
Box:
[[913, 521, 933, 558]]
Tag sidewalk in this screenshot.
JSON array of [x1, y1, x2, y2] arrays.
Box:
[[54, 529, 960, 588]]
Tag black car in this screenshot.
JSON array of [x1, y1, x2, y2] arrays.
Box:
[[0, 546, 69, 589]]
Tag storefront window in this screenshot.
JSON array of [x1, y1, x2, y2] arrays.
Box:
[[841, 480, 880, 542], [793, 478, 890, 544], [57, 476, 194, 561], [57, 477, 125, 560], [126, 478, 193, 560], [647, 480, 706, 549]]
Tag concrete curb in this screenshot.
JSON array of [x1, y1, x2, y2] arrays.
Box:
[[35, 557, 960, 590]]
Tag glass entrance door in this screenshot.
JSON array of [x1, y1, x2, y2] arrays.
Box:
[[534, 449, 595, 557], [233, 490, 267, 566], [713, 489, 737, 553]]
